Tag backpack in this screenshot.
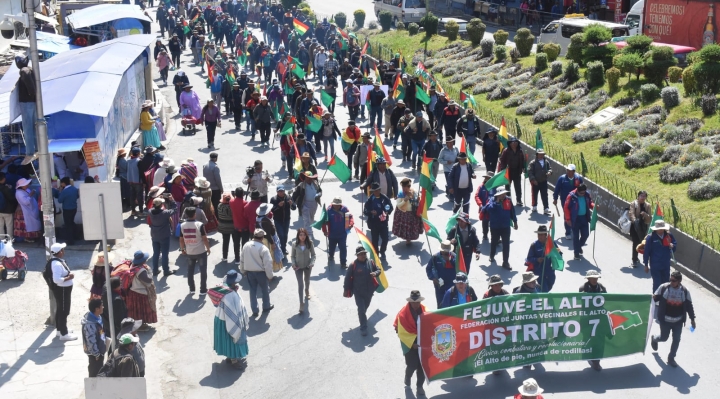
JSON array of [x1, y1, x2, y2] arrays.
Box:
[[96, 353, 134, 378], [208, 285, 232, 307], [43, 257, 67, 289], [110, 260, 139, 297]]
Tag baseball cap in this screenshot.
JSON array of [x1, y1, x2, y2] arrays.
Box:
[[51, 242, 66, 254], [119, 333, 140, 345]]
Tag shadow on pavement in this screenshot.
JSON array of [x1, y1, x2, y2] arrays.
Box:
[[0, 327, 55, 385], [286, 310, 312, 330], [198, 362, 243, 388], [171, 295, 206, 317], [652, 353, 700, 394], [247, 312, 270, 337], [312, 264, 343, 282]]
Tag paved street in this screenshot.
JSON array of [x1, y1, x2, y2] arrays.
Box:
[[0, 7, 718, 399]]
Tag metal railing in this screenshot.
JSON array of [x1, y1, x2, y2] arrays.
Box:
[[367, 37, 720, 251]]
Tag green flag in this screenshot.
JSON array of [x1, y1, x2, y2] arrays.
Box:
[[280, 120, 294, 135], [580, 152, 588, 176], [445, 208, 461, 234], [284, 82, 295, 96], [415, 85, 431, 105], [291, 63, 306, 79], [305, 114, 322, 132], [484, 168, 511, 191], [535, 129, 544, 150], [515, 118, 523, 139], [590, 203, 599, 232], [670, 198, 680, 226], [422, 218, 442, 241], [311, 205, 328, 230], [327, 154, 352, 183], [320, 90, 334, 108]]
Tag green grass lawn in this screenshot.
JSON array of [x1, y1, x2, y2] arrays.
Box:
[[364, 29, 720, 249]]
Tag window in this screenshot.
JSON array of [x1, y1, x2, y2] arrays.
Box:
[[404, 0, 424, 9], [611, 28, 629, 38], [542, 22, 559, 34], [561, 24, 583, 38]]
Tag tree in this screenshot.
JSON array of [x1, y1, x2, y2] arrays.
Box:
[[644, 46, 677, 86], [692, 44, 720, 94], [467, 18, 486, 46], [614, 52, 644, 82], [582, 24, 615, 68]]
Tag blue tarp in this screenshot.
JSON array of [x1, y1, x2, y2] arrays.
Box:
[[0, 34, 154, 132], [35, 31, 80, 56]]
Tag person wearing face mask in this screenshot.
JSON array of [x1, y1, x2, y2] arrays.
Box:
[[212, 270, 250, 370], [425, 240, 458, 308]]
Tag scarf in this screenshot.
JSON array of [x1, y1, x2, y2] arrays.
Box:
[[216, 282, 249, 343], [393, 303, 426, 354]]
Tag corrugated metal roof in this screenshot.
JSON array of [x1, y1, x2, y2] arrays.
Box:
[[66, 4, 151, 30]]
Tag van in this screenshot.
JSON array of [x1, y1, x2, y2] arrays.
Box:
[[624, 0, 644, 36], [539, 15, 631, 55], [373, 0, 427, 24]]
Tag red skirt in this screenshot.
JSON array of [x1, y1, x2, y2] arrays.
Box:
[[126, 290, 158, 324], [392, 210, 423, 241], [14, 207, 42, 239]]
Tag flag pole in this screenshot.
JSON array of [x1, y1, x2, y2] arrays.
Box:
[[361, 189, 365, 231], [322, 202, 328, 252], [319, 166, 329, 187], [423, 227, 433, 260], [592, 224, 598, 267]]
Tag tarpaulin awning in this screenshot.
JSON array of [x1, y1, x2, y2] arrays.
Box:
[[48, 139, 86, 153], [11, 31, 80, 56], [0, 34, 154, 128], [34, 13, 59, 27], [66, 4, 151, 30]]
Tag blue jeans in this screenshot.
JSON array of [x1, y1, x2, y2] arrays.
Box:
[[411, 139, 426, 168], [393, 128, 401, 146], [19, 102, 37, 154], [245, 111, 255, 131], [466, 136, 476, 155], [152, 237, 170, 273], [316, 66, 324, 83], [369, 106, 383, 129], [650, 267, 670, 293], [560, 199, 572, 237], [535, 269, 556, 292], [654, 320, 683, 358], [328, 232, 348, 264], [322, 137, 335, 158], [246, 271, 271, 313], [572, 214, 589, 256], [275, 218, 290, 251]]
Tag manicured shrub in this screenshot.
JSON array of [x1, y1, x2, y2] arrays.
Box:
[[644, 46, 678, 86], [624, 34, 654, 55], [668, 66, 683, 83], [446, 20, 459, 41], [625, 146, 664, 169], [614, 53, 644, 81], [543, 43, 561, 62], [564, 61, 580, 83], [583, 23, 612, 46], [368, 21, 379, 30], [334, 12, 347, 29], [494, 45, 507, 62], [408, 22, 419, 35], [659, 160, 713, 184], [535, 52, 548, 72], [599, 129, 638, 156], [550, 61, 563, 78], [353, 9, 366, 28], [467, 18, 487, 46], [480, 38, 494, 57], [688, 177, 720, 200], [513, 28, 535, 57], [682, 67, 696, 95], [606, 67, 621, 92], [421, 12, 439, 37], [586, 61, 605, 88], [661, 87, 680, 109], [379, 11, 392, 31], [692, 44, 720, 94], [702, 94, 717, 116], [640, 83, 660, 103], [510, 47, 521, 63], [493, 29, 509, 45], [566, 33, 585, 65]]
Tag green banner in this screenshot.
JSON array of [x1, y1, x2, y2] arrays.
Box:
[[418, 293, 652, 381]]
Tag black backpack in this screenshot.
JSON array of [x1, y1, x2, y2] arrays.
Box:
[[96, 353, 134, 378], [42, 258, 62, 289]]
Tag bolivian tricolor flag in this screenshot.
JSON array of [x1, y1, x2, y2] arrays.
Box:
[[289, 135, 304, 178], [293, 18, 309, 36], [459, 91, 477, 109], [341, 129, 357, 152], [498, 117, 510, 152], [392, 74, 405, 100], [416, 187, 432, 220], [419, 155, 435, 190], [394, 303, 426, 355], [373, 129, 392, 166], [354, 227, 388, 293]]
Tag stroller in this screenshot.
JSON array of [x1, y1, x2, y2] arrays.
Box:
[[181, 105, 199, 135], [0, 237, 28, 281]]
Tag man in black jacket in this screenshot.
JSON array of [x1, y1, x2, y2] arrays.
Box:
[[421, 131, 442, 188], [650, 271, 696, 368], [101, 277, 127, 342], [456, 108, 481, 154], [439, 100, 461, 141], [270, 185, 293, 254], [447, 212, 481, 275], [229, 83, 244, 130], [363, 183, 393, 256], [0, 172, 17, 237]]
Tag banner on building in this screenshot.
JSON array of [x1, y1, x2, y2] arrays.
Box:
[[418, 293, 652, 381]]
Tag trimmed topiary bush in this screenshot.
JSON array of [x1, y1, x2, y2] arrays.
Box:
[[659, 159, 713, 184], [493, 29, 509, 45], [614, 52, 644, 81], [625, 144, 665, 169], [353, 9, 366, 29], [394, 21, 404, 30], [368, 21, 379, 30], [445, 19, 459, 41], [543, 43, 561, 62], [668, 66, 682, 83], [467, 18, 487, 46], [564, 61, 580, 83], [586, 61, 605, 88], [599, 129, 638, 156], [514, 28, 535, 57], [494, 45, 507, 62], [682, 67, 696, 95], [606, 67, 621, 92], [480, 38, 494, 57], [640, 83, 660, 103], [661, 87, 680, 109], [567, 33, 585, 65], [688, 176, 720, 200], [334, 12, 347, 29], [408, 22, 419, 35], [692, 44, 720, 94], [510, 47, 521, 63], [379, 11, 392, 32], [550, 61, 563, 78], [644, 46, 678, 86], [702, 94, 717, 116], [535, 53, 548, 72], [421, 12, 439, 37]]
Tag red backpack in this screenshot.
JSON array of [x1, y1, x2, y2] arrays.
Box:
[[110, 260, 139, 298]]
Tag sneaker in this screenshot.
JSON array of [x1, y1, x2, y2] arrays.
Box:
[[565, 234, 572, 240], [667, 357, 678, 367], [416, 385, 426, 397], [200, 290, 207, 296], [532, 206, 537, 212], [489, 257, 496, 263], [262, 304, 275, 312], [163, 270, 176, 277], [56, 329, 74, 338], [651, 337, 658, 351], [189, 290, 196, 295], [574, 255, 582, 260], [341, 263, 348, 269], [502, 262, 512, 270], [221, 258, 228, 262], [59, 333, 78, 341], [516, 201, 524, 207], [589, 360, 602, 371], [234, 258, 240, 264]]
